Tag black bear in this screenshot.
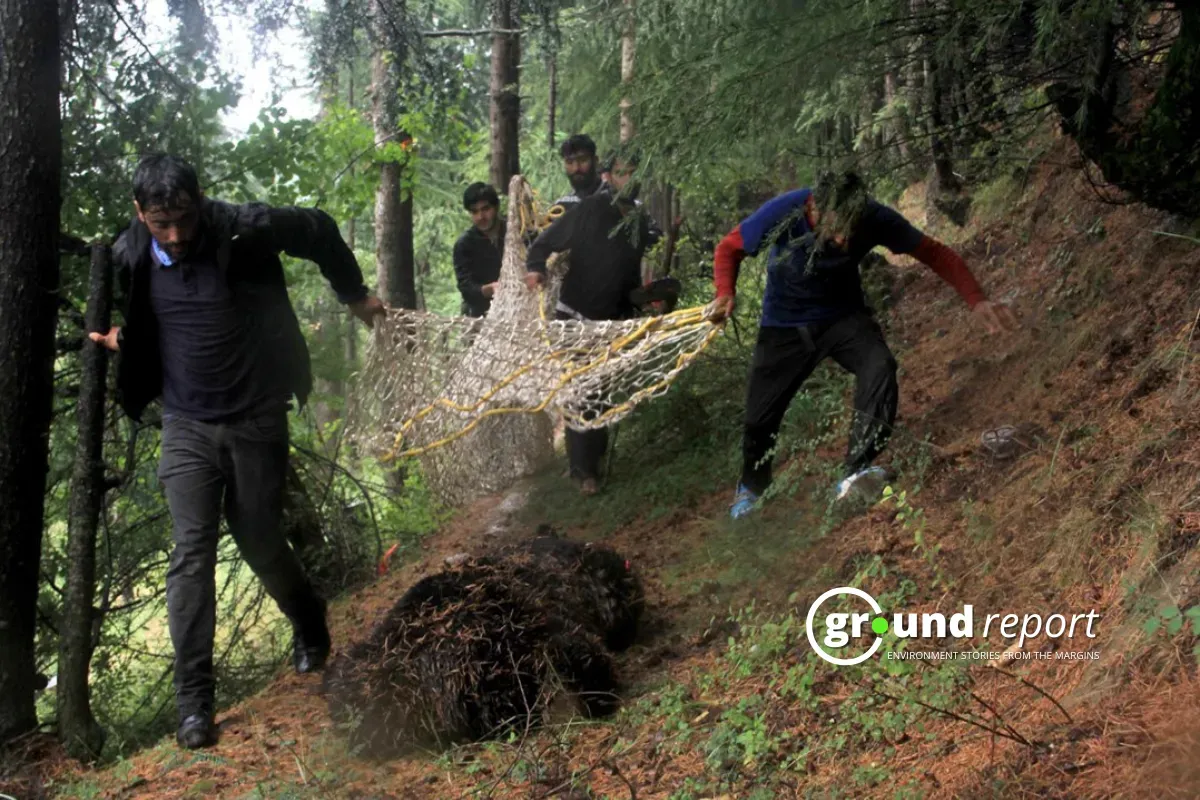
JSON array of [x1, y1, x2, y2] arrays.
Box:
[[324, 527, 643, 757]]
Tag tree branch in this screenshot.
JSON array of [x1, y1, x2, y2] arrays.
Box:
[[422, 27, 522, 39]]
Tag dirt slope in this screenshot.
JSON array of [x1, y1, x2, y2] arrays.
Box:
[[32, 135, 1200, 799]]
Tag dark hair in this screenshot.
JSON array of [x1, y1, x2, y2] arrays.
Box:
[[133, 153, 201, 211], [811, 170, 869, 238], [606, 146, 640, 171], [560, 134, 597, 159], [463, 182, 499, 210]]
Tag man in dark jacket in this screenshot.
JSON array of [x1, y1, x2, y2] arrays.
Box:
[[552, 133, 604, 212], [453, 182, 504, 317], [524, 153, 661, 495], [89, 154, 385, 749], [708, 170, 1017, 518]]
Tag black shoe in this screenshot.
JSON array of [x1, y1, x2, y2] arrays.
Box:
[[293, 606, 331, 675], [176, 713, 218, 749]]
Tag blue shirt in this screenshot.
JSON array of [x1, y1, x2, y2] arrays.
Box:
[[738, 189, 925, 326]]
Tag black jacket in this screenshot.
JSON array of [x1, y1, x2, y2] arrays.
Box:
[[526, 189, 661, 321], [452, 220, 505, 317], [112, 199, 367, 422]]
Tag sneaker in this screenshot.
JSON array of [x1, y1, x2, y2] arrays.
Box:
[[730, 483, 760, 519], [834, 466, 895, 504]]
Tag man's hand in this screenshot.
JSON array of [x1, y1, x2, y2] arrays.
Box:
[[88, 326, 121, 351], [524, 272, 545, 291], [482, 281, 500, 299], [972, 300, 1018, 334], [707, 295, 736, 323], [349, 295, 387, 329]]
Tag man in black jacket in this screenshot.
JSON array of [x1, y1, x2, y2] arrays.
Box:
[[524, 153, 660, 495], [89, 154, 385, 750], [453, 182, 504, 317], [552, 133, 604, 212]]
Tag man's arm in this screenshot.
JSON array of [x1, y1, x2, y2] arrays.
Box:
[[712, 189, 811, 299], [908, 237, 986, 308], [873, 204, 1016, 333], [452, 235, 489, 310], [525, 203, 582, 276], [244, 204, 369, 303], [870, 205, 985, 307]]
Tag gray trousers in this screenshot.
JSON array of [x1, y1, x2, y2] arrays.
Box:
[[158, 410, 324, 719]]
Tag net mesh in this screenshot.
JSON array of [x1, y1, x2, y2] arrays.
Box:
[[347, 175, 721, 505]]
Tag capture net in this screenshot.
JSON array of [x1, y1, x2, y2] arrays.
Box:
[[347, 175, 722, 506]]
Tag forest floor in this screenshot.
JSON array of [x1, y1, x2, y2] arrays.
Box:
[[22, 130, 1200, 799]]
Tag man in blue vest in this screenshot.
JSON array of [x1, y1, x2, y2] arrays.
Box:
[[710, 171, 1017, 518]]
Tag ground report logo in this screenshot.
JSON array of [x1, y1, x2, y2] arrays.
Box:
[[806, 586, 1101, 666]]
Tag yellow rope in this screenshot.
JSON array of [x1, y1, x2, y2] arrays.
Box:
[[382, 306, 721, 461], [376, 177, 724, 463]]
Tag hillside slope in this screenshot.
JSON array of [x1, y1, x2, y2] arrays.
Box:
[[41, 135, 1200, 799]]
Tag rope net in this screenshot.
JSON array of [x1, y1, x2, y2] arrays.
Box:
[[347, 175, 721, 505]]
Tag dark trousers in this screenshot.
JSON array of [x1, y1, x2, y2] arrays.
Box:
[[741, 313, 898, 495], [556, 308, 611, 481], [566, 426, 609, 481], [158, 410, 325, 719]]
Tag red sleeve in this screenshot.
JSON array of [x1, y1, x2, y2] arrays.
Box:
[[713, 225, 746, 298], [910, 236, 986, 309]]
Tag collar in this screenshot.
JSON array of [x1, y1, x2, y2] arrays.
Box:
[[150, 237, 175, 267]]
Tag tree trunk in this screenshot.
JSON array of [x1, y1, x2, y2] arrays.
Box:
[[547, 51, 557, 150], [489, 0, 520, 191], [619, 0, 636, 143], [57, 244, 111, 761], [883, 70, 911, 161], [1050, 9, 1200, 215], [370, 0, 416, 309], [925, 45, 970, 225], [0, 0, 62, 747]]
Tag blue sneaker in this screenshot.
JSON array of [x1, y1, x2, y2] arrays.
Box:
[[730, 483, 760, 519], [835, 466, 894, 504]]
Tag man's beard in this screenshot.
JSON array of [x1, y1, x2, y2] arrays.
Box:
[[568, 169, 598, 193]]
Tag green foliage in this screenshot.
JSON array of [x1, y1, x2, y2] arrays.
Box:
[[1144, 603, 1200, 664]]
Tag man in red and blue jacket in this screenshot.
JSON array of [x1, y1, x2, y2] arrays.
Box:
[[708, 171, 1016, 518]]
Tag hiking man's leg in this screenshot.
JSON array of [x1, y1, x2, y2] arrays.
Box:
[[737, 326, 824, 503], [566, 425, 609, 493], [823, 312, 899, 476], [159, 415, 224, 748], [222, 410, 330, 672]]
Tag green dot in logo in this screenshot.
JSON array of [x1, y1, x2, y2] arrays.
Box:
[[871, 616, 889, 635]]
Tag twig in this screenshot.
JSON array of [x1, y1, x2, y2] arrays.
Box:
[[290, 442, 383, 564], [988, 664, 1073, 723], [104, 0, 191, 95], [422, 27, 523, 38], [601, 759, 639, 799], [1174, 303, 1200, 402], [876, 690, 1032, 747], [1150, 229, 1200, 246], [970, 691, 1031, 747], [1045, 426, 1068, 485]]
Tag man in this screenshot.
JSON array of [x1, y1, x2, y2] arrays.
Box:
[[708, 170, 1017, 518], [453, 182, 504, 317], [553, 133, 604, 212], [89, 154, 386, 749], [525, 153, 661, 495]]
